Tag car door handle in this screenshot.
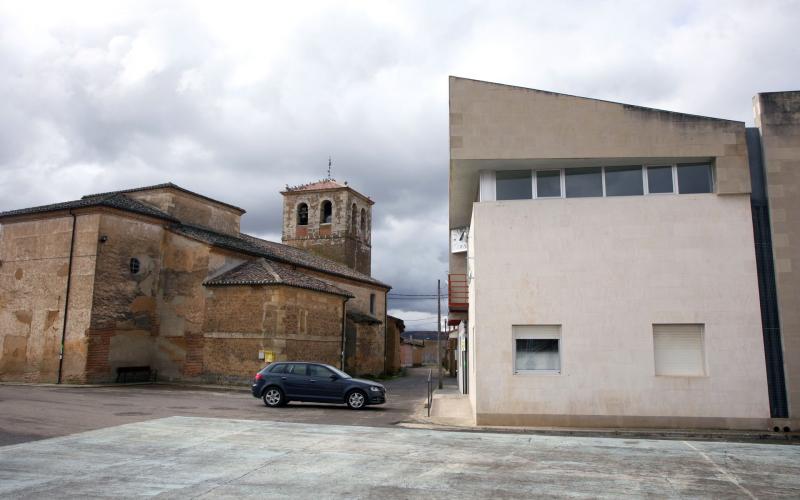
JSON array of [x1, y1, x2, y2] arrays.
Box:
[[281, 377, 287, 380]]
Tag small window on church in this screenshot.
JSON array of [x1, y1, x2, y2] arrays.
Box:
[[360, 208, 366, 233], [370, 293, 376, 314], [129, 258, 140, 274], [351, 203, 358, 232], [321, 200, 332, 224], [297, 203, 308, 226]]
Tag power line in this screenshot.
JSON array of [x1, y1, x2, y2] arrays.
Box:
[[388, 297, 447, 300], [388, 293, 447, 296]]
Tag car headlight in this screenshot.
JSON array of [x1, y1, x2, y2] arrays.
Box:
[[369, 386, 382, 392]]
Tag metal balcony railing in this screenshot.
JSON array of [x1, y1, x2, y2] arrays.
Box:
[[448, 274, 468, 312]]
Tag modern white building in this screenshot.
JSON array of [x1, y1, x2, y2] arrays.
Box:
[[448, 77, 800, 429]]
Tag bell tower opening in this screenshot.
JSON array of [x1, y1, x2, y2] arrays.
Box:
[[281, 177, 373, 276]]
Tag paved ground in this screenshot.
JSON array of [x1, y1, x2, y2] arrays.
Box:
[[1, 416, 799, 499], [0, 367, 432, 446]]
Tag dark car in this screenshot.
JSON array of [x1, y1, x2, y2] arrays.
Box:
[[251, 362, 386, 410]]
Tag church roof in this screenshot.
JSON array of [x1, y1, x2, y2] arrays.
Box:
[[346, 310, 383, 325], [173, 224, 390, 289], [0, 192, 180, 222], [204, 258, 354, 298], [281, 178, 374, 204], [284, 178, 348, 192]]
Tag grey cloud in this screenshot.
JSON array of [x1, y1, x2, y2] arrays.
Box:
[[1, 0, 798, 325]]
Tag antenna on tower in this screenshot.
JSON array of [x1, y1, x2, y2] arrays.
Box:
[[327, 156, 332, 180]]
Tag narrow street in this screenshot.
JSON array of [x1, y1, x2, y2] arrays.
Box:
[[0, 367, 434, 447]]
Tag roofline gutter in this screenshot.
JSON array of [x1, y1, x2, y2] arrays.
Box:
[[57, 210, 77, 384]]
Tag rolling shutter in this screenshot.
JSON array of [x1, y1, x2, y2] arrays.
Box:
[[653, 324, 705, 376]]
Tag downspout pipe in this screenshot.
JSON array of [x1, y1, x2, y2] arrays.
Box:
[[57, 210, 77, 384], [341, 298, 349, 370], [383, 292, 388, 375]]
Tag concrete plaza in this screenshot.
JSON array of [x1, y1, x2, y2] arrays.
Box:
[[1, 416, 799, 499]]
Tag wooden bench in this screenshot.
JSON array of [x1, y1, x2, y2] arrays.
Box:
[[116, 366, 153, 383]]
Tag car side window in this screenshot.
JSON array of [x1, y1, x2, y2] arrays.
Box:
[[308, 365, 333, 377], [269, 363, 286, 374], [288, 363, 307, 376]]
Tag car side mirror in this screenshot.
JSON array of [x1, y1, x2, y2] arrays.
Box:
[[330, 374, 340, 381]]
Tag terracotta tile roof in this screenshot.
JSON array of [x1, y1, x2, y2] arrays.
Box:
[[283, 178, 348, 192], [82, 182, 246, 213], [204, 258, 354, 298], [0, 193, 179, 222], [173, 224, 390, 289]]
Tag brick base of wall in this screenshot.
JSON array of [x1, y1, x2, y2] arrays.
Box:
[[85, 327, 113, 383]]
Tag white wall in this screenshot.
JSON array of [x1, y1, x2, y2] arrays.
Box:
[[471, 193, 770, 425], [467, 209, 477, 413]]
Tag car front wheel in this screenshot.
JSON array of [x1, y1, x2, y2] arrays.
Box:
[[346, 390, 366, 410], [262, 387, 285, 408]]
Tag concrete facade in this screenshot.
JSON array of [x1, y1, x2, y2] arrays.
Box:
[[448, 77, 792, 429], [0, 183, 391, 384], [755, 91, 800, 419], [470, 195, 767, 428]]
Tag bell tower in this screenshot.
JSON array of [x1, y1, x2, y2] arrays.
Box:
[[281, 178, 373, 276]]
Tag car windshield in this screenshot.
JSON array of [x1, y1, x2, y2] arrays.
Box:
[[326, 365, 351, 379]]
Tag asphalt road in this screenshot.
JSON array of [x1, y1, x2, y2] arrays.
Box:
[[3, 416, 800, 499], [0, 367, 434, 447]]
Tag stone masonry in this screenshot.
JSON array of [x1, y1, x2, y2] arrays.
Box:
[[0, 183, 391, 385], [281, 179, 373, 276]]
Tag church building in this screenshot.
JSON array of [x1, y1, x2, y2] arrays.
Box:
[[0, 180, 391, 384]]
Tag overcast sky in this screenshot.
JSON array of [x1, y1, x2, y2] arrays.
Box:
[[1, 1, 798, 330]]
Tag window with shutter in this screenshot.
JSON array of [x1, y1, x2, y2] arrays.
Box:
[[513, 325, 562, 374], [653, 324, 705, 376]]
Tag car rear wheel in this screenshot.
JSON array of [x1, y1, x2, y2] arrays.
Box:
[[346, 390, 366, 410], [262, 387, 285, 408]]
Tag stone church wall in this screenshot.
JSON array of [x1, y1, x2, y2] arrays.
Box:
[[128, 188, 242, 237], [203, 285, 346, 383], [0, 213, 99, 383], [154, 232, 221, 381], [129, 230, 245, 382], [305, 269, 386, 321], [385, 316, 404, 375], [1, 185, 390, 384], [304, 268, 387, 375], [83, 213, 245, 383], [86, 212, 165, 382], [350, 321, 384, 376]]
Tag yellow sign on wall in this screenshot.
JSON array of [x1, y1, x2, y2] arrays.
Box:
[[259, 350, 275, 363]]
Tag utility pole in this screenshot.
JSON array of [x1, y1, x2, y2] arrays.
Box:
[[437, 278, 443, 389]]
